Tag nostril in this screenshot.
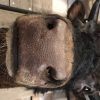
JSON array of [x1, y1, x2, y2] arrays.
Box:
[[46, 66, 56, 78], [45, 17, 57, 30], [44, 66, 66, 85], [47, 22, 56, 30]]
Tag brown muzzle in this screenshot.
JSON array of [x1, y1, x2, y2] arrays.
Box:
[[6, 14, 74, 88]]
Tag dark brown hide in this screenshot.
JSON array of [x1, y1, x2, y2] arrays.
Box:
[[65, 0, 100, 100], [94, 23, 100, 56], [65, 23, 100, 100], [6, 15, 74, 89], [66, 0, 100, 99]]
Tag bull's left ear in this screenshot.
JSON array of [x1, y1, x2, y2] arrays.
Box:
[[67, 0, 85, 22]]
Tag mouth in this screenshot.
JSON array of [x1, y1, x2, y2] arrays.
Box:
[[15, 76, 68, 89], [14, 82, 54, 93], [14, 62, 70, 89], [16, 81, 66, 89]]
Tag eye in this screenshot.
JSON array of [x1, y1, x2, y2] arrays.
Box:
[[82, 86, 92, 93]]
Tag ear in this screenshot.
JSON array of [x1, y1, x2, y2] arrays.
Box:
[[84, 0, 100, 34], [67, 0, 85, 22], [88, 0, 100, 22]]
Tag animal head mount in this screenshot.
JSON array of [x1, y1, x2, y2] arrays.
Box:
[[0, 0, 99, 92], [5, 0, 87, 89]]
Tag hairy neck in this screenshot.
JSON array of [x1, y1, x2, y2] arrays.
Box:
[[72, 29, 95, 79]]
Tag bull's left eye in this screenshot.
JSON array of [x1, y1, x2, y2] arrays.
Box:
[[82, 86, 92, 93]]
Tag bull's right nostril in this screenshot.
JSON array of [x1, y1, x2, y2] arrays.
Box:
[[45, 66, 64, 85]]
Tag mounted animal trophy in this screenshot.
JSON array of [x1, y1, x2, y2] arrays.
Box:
[[0, 0, 100, 100]]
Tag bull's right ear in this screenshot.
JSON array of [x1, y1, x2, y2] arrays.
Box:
[[67, 0, 85, 22]]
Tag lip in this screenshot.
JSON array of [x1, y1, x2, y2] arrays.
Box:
[[15, 68, 71, 89], [15, 77, 68, 89]]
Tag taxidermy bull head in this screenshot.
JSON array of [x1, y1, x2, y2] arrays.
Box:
[[1, 0, 81, 89], [0, 0, 99, 93]]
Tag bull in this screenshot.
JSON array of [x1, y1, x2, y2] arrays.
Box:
[[0, 0, 100, 100]]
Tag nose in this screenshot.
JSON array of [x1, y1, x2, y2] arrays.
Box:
[[40, 65, 67, 84], [46, 66, 57, 82], [45, 16, 58, 30]]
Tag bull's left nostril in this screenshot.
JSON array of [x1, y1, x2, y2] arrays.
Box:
[[45, 17, 57, 30], [47, 22, 56, 30]]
